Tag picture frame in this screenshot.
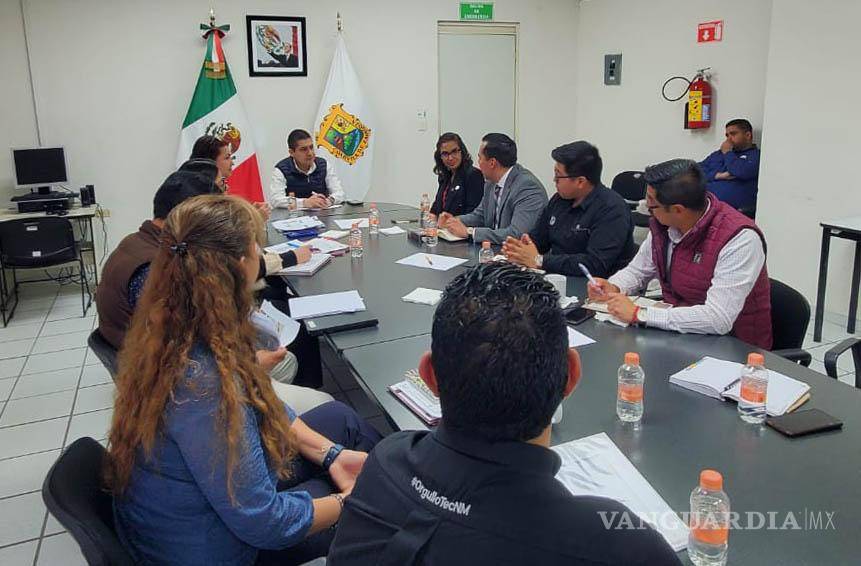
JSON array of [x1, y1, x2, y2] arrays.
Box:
[[246, 15, 308, 77]]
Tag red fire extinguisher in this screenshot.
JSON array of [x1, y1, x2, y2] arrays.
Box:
[[686, 70, 712, 129]]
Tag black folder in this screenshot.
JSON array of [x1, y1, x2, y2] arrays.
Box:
[[302, 310, 379, 337]]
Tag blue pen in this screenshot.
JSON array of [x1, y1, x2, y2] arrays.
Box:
[[286, 241, 302, 249]]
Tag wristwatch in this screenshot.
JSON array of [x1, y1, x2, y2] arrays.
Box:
[[635, 307, 648, 326], [467, 227, 476, 240], [534, 254, 544, 269], [321, 443, 344, 470]]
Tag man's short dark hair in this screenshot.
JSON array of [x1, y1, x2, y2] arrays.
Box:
[[288, 129, 313, 150], [481, 133, 517, 168], [551, 141, 603, 185], [177, 158, 218, 182], [725, 118, 753, 133], [431, 263, 568, 442], [644, 159, 707, 211], [190, 135, 228, 161], [152, 170, 218, 219]]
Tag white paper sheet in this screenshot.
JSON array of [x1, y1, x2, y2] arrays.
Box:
[[288, 290, 366, 319], [380, 226, 407, 236], [396, 253, 468, 272], [253, 300, 301, 347], [297, 203, 342, 211], [264, 241, 300, 254], [567, 327, 596, 348], [304, 238, 348, 254], [553, 432, 689, 552], [402, 288, 444, 306], [319, 229, 350, 240], [333, 218, 370, 230], [271, 216, 324, 231]]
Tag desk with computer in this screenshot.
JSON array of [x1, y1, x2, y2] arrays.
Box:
[[1, 146, 100, 325]]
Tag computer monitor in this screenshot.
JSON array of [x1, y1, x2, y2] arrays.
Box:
[[12, 147, 68, 196]]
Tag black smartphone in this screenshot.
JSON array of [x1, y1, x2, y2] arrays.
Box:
[[766, 409, 843, 438], [565, 307, 595, 326]]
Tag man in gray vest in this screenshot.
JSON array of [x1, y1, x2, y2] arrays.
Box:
[[439, 133, 547, 245]]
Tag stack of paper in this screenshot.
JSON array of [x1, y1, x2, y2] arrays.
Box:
[[553, 432, 689, 552], [402, 288, 444, 306], [669, 356, 811, 416], [396, 253, 468, 272], [276, 253, 331, 276], [333, 218, 370, 230], [271, 216, 324, 232], [288, 290, 366, 319], [389, 370, 441, 426], [380, 226, 407, 236], [319, 229, 350, 240], [251, 301, 300, 347]]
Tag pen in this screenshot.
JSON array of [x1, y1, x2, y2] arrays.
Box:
[[392, 219, 419, 224], [425, 255, 434, 266], [578, 263, 603, 294], [722, 378, 741, 393]]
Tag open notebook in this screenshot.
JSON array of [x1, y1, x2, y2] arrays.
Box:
[[389, 369, 441, 426], [276, 253, 331, 276], [669, 356, 811, 416]]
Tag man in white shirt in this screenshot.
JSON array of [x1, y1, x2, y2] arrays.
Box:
[[269, 129, 346, 209], [587, 158, 773, 349]]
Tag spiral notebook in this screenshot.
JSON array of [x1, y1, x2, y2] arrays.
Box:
[[389, 369, 441, 426]]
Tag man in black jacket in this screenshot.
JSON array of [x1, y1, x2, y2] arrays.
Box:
[[328, 263, 681, 566]]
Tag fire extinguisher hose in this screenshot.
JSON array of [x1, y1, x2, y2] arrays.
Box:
[[661, 76, 692, 102]]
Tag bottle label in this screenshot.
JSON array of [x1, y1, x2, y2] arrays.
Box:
[[617, 383, 643, 403], [740, 381, 766, 403], [691, 525, 729, 545]]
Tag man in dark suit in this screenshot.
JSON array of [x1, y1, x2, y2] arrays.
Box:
[[439, 133, 548, 245]]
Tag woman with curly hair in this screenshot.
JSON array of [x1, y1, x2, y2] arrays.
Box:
[[106, 194, 380, 565]]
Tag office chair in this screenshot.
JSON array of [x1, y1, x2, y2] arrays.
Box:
[[610, 171, 650, 228], [824, 338, 861, 389], [0, 217, 92, 325], [88, 329, 119, 380], [769, 278, 812, 366], [41, 437, 136, 566]]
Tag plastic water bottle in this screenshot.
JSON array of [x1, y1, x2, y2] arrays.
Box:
[[616, 352, 644, 423], [286, 192, 297, 216], [688, 470, 730, 566], [738, 352, 768, 424], [420, 193, 430, 226], [368, 203, 380, 235], [478, 241, 493, 264], [424, 216, 438, 247], [349, 222, 363, 258]]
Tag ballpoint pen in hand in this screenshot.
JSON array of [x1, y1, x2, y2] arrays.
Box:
[[578, 263, 605, 296]]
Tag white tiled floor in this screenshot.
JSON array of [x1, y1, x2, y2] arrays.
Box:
[[0, 283, 102, 565], [0, 281, 857, 564]]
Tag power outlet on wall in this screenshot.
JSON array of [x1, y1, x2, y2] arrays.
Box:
[[604, 53, 622, 85], [417, 109, 428, 132]]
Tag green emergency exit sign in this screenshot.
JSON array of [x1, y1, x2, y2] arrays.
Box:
[[460, 3, 493, 21]]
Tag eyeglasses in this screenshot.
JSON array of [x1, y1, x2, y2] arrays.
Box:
[[553, 174, 581, 181], [440, 148, 462, 159]]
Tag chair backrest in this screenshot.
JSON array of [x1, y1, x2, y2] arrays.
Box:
[[770, 278, 810, 350], [88, 329, 119, 380], [0, 217, 77, 267], [610, 171, 647, 202], [41, 437, 136, 566]]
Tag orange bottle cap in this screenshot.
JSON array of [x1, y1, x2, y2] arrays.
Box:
[[747, 353, 765, 366], [371, 203, 377, 207], [352, 222, 359, 228], [624, 352, 639, 365], [482, 241, 491, 248], [700, 469, 723, 490]]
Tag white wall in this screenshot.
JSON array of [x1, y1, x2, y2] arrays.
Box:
[[757, 0, 861, 316], [574, 0, 773, 182], [0, 0, 40, 204], [9, 0, 579, 250]]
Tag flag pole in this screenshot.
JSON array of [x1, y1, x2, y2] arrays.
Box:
[[337, 12, 343, 32]]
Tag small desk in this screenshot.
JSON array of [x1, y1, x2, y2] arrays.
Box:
[[0, 205, 99, 325], [814, 217, 861, 341]]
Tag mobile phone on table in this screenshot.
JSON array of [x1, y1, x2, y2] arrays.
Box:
[[565, 307, 595, 326], [766, 409, 843, 438]]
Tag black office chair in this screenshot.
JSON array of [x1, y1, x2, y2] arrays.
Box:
[[769, 278, 812, 366], [610, 171, 650, 228], [824, 338, 861, 389], [88, 329, 119, 380], [41, 437, 136, 566], [0, 217, 92, 324]]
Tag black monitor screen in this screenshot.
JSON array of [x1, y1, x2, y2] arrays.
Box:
[[12, 148, 68, 186]]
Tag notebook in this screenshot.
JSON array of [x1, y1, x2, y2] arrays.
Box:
[[669, 356, 811, 416], [276, 253, 331, 276], [389, 369, 441, 426]]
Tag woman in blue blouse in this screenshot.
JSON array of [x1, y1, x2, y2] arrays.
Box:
[[105, 194, 380, 566]]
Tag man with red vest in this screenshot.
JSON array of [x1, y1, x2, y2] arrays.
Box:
[[587, 159, 772, 350]]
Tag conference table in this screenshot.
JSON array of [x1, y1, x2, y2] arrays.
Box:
[[272, 203, 861, 565]]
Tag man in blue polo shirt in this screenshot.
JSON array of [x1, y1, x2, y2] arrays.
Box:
[[328, 263, 680, 565], [699, 118, 761, 211]]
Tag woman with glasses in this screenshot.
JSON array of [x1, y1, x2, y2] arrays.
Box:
[[430, 132, 485, 217]]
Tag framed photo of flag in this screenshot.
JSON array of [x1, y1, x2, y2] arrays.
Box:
[[246, 15, 308, 77]]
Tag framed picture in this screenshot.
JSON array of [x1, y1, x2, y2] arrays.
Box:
[[246, 15, 308, 77]]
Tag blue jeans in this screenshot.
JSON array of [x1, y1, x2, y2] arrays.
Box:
[[256, 401, 383, 565]]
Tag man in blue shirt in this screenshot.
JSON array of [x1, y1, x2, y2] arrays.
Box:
[[699, 118, 761, 211]]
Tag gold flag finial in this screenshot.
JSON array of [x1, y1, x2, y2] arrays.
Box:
[[209, 8, 215, 27]]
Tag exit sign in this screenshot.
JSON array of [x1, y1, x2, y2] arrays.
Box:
[[698, 20, 723, 43], [460, 3, 493, 21]]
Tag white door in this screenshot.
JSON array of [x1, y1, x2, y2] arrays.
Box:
[[438, 22, 518, 156]]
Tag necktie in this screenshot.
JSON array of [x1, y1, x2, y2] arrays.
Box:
[[493, 184, 503, 229]]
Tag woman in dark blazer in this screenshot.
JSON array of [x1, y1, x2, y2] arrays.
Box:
[[430, 132, 485, 216]]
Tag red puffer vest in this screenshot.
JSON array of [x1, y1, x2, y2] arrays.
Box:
[[649, 193, 773, 349]]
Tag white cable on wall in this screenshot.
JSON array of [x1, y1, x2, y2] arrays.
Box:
[[20, 0, 42, 145]]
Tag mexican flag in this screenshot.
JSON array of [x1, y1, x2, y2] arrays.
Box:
[[314, 34, 375, 202], [176, 21, 264, 202]]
